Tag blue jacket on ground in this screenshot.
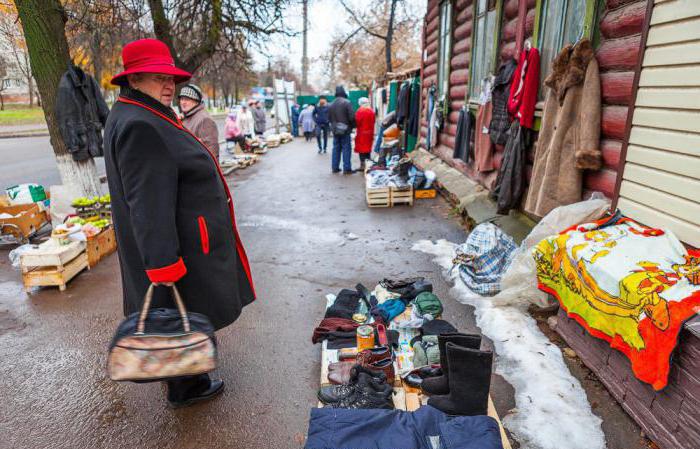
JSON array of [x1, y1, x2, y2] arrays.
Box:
[[313, 104, 330, 126], [305, 405, 503, 449]]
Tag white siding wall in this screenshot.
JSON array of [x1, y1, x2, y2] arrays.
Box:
[[618, 0, 700, 247]]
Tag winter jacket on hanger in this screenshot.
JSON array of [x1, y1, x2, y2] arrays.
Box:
[[489, 58, 517, 146], [56, 65, 110, 161], [507, 48, 540, 129], [491, 120, 531, 215], [453, 107, 475, 163], [395, 81, 411, 127], [524, 39, 601, 217]]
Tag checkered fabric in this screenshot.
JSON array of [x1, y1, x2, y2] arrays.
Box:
[[452, 222, 517, 296], [179, 84, 203, 103]]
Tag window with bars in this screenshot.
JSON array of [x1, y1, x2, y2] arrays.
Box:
[[437, 0, 453, 97], [536, 0, 592, 100], [469, 0, 500, 101]]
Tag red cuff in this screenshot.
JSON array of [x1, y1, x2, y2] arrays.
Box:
[[146, 257, 187, 283]]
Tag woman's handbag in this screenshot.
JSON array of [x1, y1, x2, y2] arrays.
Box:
[[107, 284, 217, 382]]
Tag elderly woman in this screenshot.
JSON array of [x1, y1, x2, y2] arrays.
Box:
[[104, 38, 256, 407], [354, 97, 376, 170], [224, 108, 246, 153], [298, 104, 316, 143]]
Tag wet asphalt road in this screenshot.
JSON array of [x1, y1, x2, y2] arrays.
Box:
[[0, 137, 518, 449]]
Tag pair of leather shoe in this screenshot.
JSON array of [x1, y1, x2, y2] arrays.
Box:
[[318, 372, 394, 409], [328, 346, 395, 385], [402, 365, 442, 389]]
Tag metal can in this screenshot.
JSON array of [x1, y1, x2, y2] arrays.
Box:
[[352, 313, 367, 324], [356, 325, 375, 351]]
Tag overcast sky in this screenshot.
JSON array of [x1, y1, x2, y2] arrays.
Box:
[[254, 0, 427, 89]]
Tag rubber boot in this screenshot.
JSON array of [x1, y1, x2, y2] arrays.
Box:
[[427, 342, 493, 415], [420, 333, 481, 395]]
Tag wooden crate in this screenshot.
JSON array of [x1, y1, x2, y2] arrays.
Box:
[[87, 227, 117, 268], [0, 202, 48, 242], [20, 240, 85, 268], [366, 186, 391, 207], [391, 187, 414, 206], [21, 251, 88, 292]]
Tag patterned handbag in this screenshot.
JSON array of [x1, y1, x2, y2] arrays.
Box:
[[107, 284, 217, 382]]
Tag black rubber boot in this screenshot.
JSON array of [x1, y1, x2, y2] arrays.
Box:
[[420, 333, 481, 395], [427, 342, 492, 416]]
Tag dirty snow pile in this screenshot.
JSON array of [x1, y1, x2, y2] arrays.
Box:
[[412, 239, 607, 449]]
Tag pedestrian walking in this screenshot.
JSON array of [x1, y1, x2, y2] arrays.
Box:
[[298, 104, 316, 142], [354, 97, 375, 170], [104, 38, 256, 408], [224, 108, 247, 153], [328, 86, 355, 174], [313, 97, 330, 153], [238, 103, 255, 139], [290, 102, 300, 137], [179, 84, 220, 160], [252, 100, 266, 136]]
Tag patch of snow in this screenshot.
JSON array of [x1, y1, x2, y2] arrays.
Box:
[[412, 239, 606, 449], [239, 215, 344, 244]]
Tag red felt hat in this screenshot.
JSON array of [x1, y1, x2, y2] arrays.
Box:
[[110, 38, 192, 86]]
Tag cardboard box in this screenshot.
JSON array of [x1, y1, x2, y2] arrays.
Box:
[[0, 202, 49, 241]]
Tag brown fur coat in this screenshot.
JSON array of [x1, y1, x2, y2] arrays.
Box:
[[524, 39, 601, 217]]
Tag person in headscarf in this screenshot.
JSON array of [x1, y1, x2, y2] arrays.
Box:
[[354, 97, 375, 170], [298, 104, 317, 142], [224, 108, 247, 153]]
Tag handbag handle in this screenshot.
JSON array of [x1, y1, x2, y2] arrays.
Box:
[[136, 283, 191, 334]]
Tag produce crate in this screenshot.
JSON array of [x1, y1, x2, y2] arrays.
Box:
[[0, 202, 49, 243], [20, 240, 88, 292], [86, 227, 117, 268], [414, 188, 437, 199], [366, 186, 392, 207], [391, 187, 414, 206]]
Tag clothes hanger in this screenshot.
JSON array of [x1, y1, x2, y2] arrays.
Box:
[[524, 39, 532, 51]]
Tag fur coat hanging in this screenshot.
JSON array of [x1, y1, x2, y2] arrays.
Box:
[[524, 39, 602, 217]]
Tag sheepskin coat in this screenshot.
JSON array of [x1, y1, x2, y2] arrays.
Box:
[[524, 39, 602, 217]]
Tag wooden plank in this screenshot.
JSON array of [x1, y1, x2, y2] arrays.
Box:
[[650, 0, 700, 26], [600, 1, 647, 39], [632, 107, 700, 133], [638, 66, 700, 87], [618, 197, 700, 247], [635, 87, 700, 110], [643, 41, 700, 67], [20, 240, 86, 269], [488, 396, 513, 449], [619, 177, 700, 223], [646, 16, 700, 46], [626, 145, 700, 179], [629, 126, 700, 157], [623, 162, 700, 201]]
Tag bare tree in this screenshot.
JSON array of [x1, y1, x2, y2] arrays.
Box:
[[0, 4, 35, 105], [0, 54, 7, 110]]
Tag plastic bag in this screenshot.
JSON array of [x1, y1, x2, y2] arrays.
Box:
[[8, 244, 35, 269], [491, 194, 611, 308]]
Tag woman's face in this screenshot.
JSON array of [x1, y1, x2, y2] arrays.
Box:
[[129, 73, 176, 106]]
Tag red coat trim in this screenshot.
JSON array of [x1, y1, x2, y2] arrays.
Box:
[[507, 47, 540, 129], [198, 216, 210, 254], [117, 96, 256, 298], [146, 257, 187, 283]]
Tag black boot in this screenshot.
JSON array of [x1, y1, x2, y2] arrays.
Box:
[[420, 333, 481, 395], [427, 342, 492, 415], [166, 374, 225, 408]]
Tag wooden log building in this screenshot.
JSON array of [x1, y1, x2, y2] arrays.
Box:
[[417, 1, 700, 448]]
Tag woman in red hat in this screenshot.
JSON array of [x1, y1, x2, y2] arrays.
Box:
[[104, 38, 256, 407]]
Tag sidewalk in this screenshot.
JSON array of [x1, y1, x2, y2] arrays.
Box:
[[0, 123, 49, 139]]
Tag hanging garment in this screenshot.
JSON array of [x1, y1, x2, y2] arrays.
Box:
[[524, 39, 602, 217], [534, 216, 700, 390], [426, 86, 436, 149], [491, 120, 531, 215], [406, 77, 421, 152], [474, 101, 496, 172], [489, 58, 517, 146], [452, 107, 475, 163], [56, 65, 110, 161], [395, 81, 411, 127], [507, 47, 540, 130]]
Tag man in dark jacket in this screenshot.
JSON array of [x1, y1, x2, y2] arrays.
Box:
[[313, 97, 330, 153], [56, 65, 110, 161], [290, 102, 300, 137], [328, 86, 355, 173]]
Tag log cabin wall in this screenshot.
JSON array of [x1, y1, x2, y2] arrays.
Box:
[[418, 0, 649, 206]]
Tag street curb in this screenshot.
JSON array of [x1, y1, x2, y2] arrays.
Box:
[[0, 130, 50, 139], [410, 147, 534, 243]]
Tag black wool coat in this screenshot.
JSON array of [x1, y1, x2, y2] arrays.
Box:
[[104, 87, 256, 330]]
